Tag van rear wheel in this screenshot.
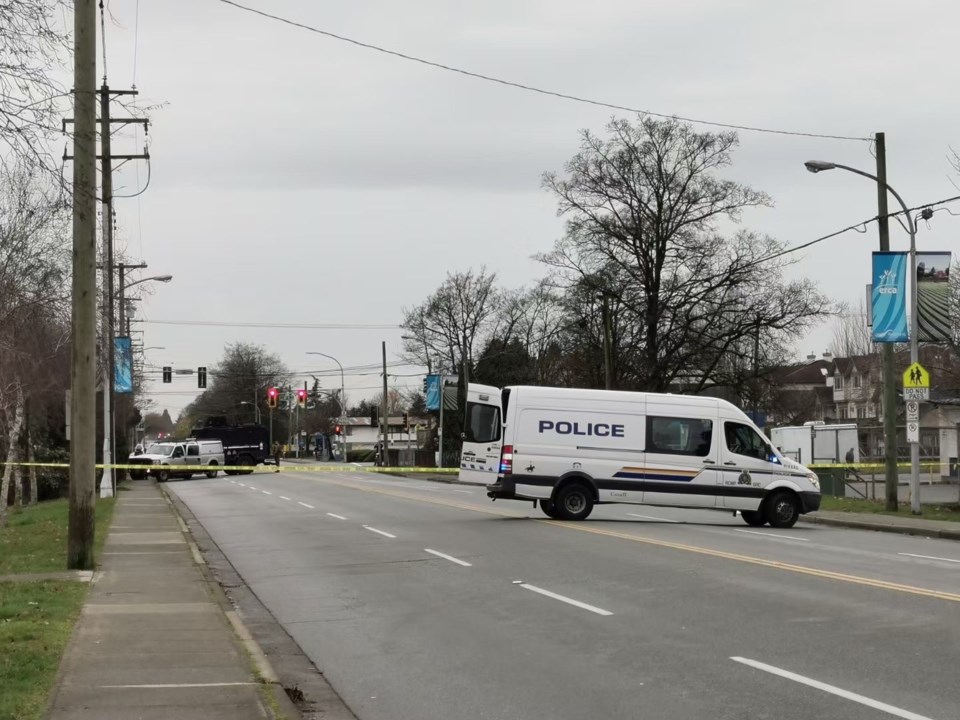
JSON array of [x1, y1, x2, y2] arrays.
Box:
[[206, 461, 219, 479], [555, 483, 594, 521], [540, 499, 559, 519], [740, 510, 766, 527], [765, 491, 800, 529]]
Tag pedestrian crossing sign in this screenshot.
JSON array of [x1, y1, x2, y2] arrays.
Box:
[[903, 362, 930, 389]]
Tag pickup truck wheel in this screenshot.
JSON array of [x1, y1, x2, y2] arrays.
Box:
[[555, 482, 594, 521], [157, 469, 170, 483], [205, 462, 219, 479]]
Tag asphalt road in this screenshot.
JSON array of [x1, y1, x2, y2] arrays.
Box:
[[168, 470, 960, 720]]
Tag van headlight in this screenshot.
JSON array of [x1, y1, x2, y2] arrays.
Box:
[[807, 472, 820, 490]]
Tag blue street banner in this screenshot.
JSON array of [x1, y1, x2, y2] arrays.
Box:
[[425, 374, 441, 410], [114, 336, 133, 393], [871, 252, 908, 343]]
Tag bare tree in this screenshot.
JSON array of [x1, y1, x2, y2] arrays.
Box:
[[829, 300, 875, 358], [539, 116, 831, 393], [0, 160, 70, 523], [1, 0, 71, 171], [400, 267, 502, 374]]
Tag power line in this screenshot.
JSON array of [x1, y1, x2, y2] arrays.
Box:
[[143, 319, 400, 330], [214, 0, 870, 143]]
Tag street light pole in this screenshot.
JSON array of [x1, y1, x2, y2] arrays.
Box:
[[306, 352, 346, 461], [805, 157, 921, 514]]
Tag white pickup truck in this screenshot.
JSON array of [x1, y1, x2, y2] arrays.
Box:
[[128, 439, 225, 482]]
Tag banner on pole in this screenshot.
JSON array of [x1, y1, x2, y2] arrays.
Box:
[[871, 252, 908, 343], [425, 374, 441, 410], [114, 336, 133, 393], [916, 251, 952, 342]]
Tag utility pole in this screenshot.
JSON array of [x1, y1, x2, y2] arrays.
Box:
[[875, 132, 900, 512], [99, 84, 115, 499], [601, 294, 614, 390], [381, 342, 389, 467], [68, 0, 98, 570]]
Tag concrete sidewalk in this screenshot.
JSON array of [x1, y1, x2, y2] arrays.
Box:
[[803, 509, 960, 540], [46, 480, 296, 720]]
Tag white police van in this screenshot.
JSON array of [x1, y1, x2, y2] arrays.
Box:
[[466, 385, 821, 528]]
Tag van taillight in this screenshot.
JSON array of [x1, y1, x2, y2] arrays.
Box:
[[499, 445, 513, 474]]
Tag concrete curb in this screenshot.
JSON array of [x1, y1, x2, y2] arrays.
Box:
[[160, 486, 314, 720], [382, 471, 487, 487], [162, 484, 358, 720], [801, 514, 960, 541]]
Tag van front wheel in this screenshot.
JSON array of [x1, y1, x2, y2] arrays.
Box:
[[555, 483, 594, 521], [765, 491, 800, 529]]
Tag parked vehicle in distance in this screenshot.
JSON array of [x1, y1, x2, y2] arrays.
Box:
[[468, 384, 821, 528], [128, 439, 225, 482], [192, 420, 270, 474]]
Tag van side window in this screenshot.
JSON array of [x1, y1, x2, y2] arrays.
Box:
[[725, 422, 769, 461], [187, 444, 199, 457], [646, 417, 713, 457], [465, 402, 501, 444]]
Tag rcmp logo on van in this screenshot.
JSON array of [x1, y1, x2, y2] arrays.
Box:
[[538, 420, 625, 438]]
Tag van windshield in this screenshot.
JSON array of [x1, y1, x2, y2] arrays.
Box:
[[465, 402, 501, 443]]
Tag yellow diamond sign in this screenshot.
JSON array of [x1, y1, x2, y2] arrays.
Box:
[[903, 362, 930, 389]]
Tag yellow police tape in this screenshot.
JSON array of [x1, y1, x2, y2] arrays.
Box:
[[808, 462, 944, 470], [0, 461, 460, 474]]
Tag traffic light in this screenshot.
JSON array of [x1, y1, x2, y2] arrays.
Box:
[[403, 411, 409, 432], [197, 366, 207, 389], [334, 424, 342, 436], [267, 387, 279, 409], [422, 377, 428, 394], [162, 366, 172, 383], [296, 388, 307, 408], [370, 407, 378, 428]]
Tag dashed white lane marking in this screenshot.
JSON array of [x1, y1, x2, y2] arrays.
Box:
[[262, 490, 272, 495], [899, 552, 960, 564], [363, 525, 396, 539], [519, 584, 612, 616], [627, 513, 680, 523], [424, 548, 472, 567], [327, 513, 347, 520], [298, 501, 315, 509], [734, 529, 809, 542], [730, 657, 936, 720], [237, 483, 246, 487], [279, 496, 291, 501], [248, 486, 257, 491]]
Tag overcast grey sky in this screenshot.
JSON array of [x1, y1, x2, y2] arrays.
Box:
[[100, 0, 960, 418]]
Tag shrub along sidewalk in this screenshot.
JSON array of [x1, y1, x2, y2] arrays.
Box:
[[0, 496, 115, 720]]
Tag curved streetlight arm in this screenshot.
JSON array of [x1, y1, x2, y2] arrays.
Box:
[[305, 352, 346, 414]]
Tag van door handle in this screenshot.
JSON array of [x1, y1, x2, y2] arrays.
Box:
[[703, 459, 715, 464], [724, 461, 737, 466]]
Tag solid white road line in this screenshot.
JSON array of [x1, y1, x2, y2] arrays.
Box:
[[298, 501, 315, 509], [734, 529, 809, 542], [627, 513, 680, 523], [326, 512, 347, 520], [424, 548, 472, 567], [279, 496, 291, 501], [519, 584, 613, 616], [730, 657, 936, 720], [363, 525, 397, 539], [899, 552, 960, 564], [262, 490, 272, 495]]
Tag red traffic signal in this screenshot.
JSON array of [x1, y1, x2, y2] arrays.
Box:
[[334, 424, 342, 436], [267, 387, 279, 409], [296, 388, 307, 408]]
